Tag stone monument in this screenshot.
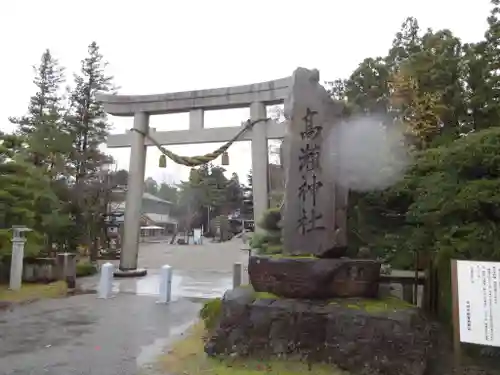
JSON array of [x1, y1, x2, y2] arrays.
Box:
[[205, 68, 436, 375], [249, 67, 381, 299], [281, 67, 345, 256]]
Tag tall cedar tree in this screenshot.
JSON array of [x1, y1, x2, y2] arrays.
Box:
[[67, 41, 114, 182], [66, 42, 115, 253], [9, 49, 71, 172]]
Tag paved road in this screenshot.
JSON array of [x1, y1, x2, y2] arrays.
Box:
[[0, 240, 246, 375], [0, 294, 201, 375], [81, 239, 250, 299], [110, 239, 250, 273]]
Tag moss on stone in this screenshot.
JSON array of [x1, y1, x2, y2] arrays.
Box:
[[253, 291, 280, 299], [267, 254, 317, 259], [329, 297, 413, 313], [239, 285, 413, 313], [238, 285, 280, 300]]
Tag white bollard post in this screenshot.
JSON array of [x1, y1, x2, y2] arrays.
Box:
[[233, 262, 242, 289], [9, 237, 26, 291], [98, 262, 114, 299], [158, 265, 173, 304]]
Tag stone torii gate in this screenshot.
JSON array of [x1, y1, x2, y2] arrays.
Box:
[[97, 75, 290, 276]]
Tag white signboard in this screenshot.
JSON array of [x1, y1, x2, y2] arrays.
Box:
[[456, 260, 500, 347]]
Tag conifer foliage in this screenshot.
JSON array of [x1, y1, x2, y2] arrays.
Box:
[[2, 42, 116, 259]]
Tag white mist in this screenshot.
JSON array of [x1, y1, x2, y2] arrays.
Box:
[[324, 117, 411, 192]]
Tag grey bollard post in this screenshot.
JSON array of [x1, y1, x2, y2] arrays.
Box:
[[56, 252, 77, 289], [98, 262, 114, 299], [9, 226, 31, 290], [158, 264, 173, 304], [233, 262, 242, 288]]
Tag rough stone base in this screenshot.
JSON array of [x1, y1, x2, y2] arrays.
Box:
[[113, 268, 147, 278], [205, 287, 437, 375]]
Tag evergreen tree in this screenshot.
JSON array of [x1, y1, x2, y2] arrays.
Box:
[[65, 41, 115, 253], [9, 49, 71, 173], [386, 17, 422, 68], [144, 177, 159, 195], [158, 182, 179, 204], [463, 1, 500, 132], [226, 173, 243, 211], [67, 41, 115, 182], [344, 57, 391, 115], [0, 132, 65, 256]]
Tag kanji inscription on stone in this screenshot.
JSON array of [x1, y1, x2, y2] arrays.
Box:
[[282, 67, 346, 257]]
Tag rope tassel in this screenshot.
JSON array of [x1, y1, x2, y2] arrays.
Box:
[[159, 154, 167, 168], [131, 118, 269, 168]]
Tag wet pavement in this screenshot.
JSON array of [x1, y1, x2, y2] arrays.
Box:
[[79, 239, 249, 301], [79, 269, 237, 301], [0, 240, 247, 374], [0, 294, 201, 375]]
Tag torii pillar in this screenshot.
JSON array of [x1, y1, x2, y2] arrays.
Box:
[[114, 112, 149, 277]]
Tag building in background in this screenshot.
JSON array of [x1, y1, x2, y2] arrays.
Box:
[[109, 191, 178, 240]]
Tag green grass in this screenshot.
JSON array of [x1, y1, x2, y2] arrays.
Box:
[[158, 323, 343, 375], [0, 281, 67, 302]]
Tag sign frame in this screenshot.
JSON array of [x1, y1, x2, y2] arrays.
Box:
[[451, 259, 500, 365]]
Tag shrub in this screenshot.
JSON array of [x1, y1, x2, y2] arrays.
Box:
[[350, 127, 500, 321], [76, 262, 98, 277], [261, 244, 283, 255], [258, 207, 282, 231], [199, 298, 222, 330], [249, 231, 282, 254]]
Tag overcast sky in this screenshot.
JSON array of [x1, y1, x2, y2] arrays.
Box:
[[0, 0, 491, 185]]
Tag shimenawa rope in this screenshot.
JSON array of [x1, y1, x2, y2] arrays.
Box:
[[129, 118, 270, 167]]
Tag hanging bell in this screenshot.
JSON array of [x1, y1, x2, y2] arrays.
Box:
[[221, 151, 229, 166], [158, 154, 167, 168]]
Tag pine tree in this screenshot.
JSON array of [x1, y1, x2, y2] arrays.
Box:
[[484, 0, 500, 127], [65, 41, 115, 255], [67, 41, 115, 182], [463, 0, 500, 131], [386, 17, 422, 68], [9, 49, 71, 172]]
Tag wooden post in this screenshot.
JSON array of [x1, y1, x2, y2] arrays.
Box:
[[413, 251, 419, 305], [450, 259, 462, 367], [402, 283, 414, 304]]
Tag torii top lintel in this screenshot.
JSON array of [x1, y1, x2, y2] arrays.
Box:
[[96, 76, 292, 117]]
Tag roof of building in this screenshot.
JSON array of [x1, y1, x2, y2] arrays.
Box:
[[111, 191, 173, 205], [142, 192, 173, 205]]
